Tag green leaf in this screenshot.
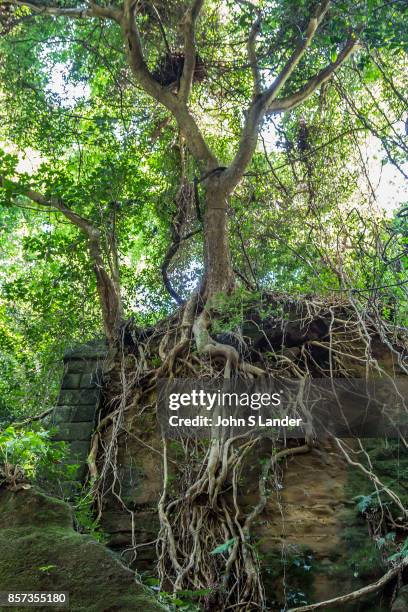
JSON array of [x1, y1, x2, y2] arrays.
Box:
[[210, 538, 236, 555]]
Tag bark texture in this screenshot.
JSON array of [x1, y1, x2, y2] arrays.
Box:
[[202, 180, 234, 298]]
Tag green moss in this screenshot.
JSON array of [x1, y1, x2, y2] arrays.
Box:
[[0, 488, 164, 612], [0, 487, 72, 530]]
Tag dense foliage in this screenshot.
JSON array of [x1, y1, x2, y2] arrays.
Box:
[[0, 1, 406, 417]]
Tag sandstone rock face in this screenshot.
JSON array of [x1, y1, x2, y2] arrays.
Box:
[[0, 487, 164, 612], [99, 425, 400, 610], [254, 440, 383, 609], [257, 441, 351, 603]]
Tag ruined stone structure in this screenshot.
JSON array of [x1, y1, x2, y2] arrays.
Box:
[[46, 332, 407, 610], [48, 340, 109, 481]]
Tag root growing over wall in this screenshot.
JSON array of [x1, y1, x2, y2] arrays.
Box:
[[87, 292, 408, 610]]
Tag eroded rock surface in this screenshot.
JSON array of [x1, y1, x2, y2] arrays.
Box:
[[0, 487, 164, 612]]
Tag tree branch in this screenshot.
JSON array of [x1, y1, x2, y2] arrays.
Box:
[[261, 0, 330, 105], [149, 1, 172, 55], [268, 36, 359, 114], [178, 0, 204, 103], [121, 0, 166, 101], [221, 0, 358, 193], [247, 12, 262, 98], [22, 184, 99, 236], [120, 0, 217, 169], [5, 0, 121, 21], [175, 109, 219, 170]]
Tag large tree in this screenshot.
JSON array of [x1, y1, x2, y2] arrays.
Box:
[[0, 0, 406, 339], [0, 0, 372, 344], [0, 0, 407, 608]]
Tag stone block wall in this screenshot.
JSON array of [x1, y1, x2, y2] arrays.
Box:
[[48, 340, 109, 481]]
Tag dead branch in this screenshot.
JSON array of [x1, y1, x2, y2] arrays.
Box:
[[10, 407, 53, 428]]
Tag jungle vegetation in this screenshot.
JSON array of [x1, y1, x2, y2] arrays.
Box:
[[0, 0, 407, 610]]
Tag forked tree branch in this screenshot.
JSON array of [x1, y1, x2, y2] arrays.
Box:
[[222, 0, 359, 194], [268, 35, 359, 113], [121, 0, 220, 169], [120, 0, 217, 169], [261, 0, 331, 105], [221, 0, 330, 191]]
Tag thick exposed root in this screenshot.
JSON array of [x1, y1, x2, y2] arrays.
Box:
[[192, 307, 266, 379], [156, 291, 199, 378]]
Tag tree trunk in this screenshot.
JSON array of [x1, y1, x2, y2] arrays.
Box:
[[94, 265, 123, 344], [201, 180, 234, 299], [89, 235, 123, 345]]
